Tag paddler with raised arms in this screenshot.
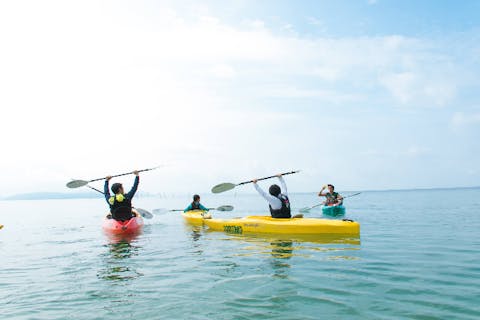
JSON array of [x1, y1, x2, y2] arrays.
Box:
[[104, 170, 140, 221], [252, 174, 292, 218]]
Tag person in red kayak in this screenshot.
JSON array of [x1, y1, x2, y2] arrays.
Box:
[[318, 184, 343, 206], [104, 170, 140, 221]]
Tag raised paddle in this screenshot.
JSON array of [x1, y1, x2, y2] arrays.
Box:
[[83, 184, 154, 219], [66, 166, 161, 189], [211, 170, 300, 194], [300, 192, 361, 213], [152, 205, 234, 215]]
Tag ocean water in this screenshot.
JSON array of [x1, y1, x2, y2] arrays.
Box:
[[1, 189, 479, 319]]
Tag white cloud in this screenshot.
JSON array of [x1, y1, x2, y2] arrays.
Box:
[[0, 1, 476, 193], [451, 112, 480, 127], [210, 64, 237, 79]]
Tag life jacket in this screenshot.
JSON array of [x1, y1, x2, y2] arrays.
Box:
[[269, 194, 291, 218], [191, 201, 201, 210], [108, 194, 133, 221], [325, 192, 339, 206]]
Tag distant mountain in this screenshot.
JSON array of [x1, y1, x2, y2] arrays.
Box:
[[1, 191, 155, 201], [2, 192, 99, 200]]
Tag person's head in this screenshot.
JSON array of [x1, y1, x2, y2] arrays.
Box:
[[327, 184, 335, 193], [193, 194, 200, 203], [111, 183, 124, 195], [269, 184, 281, 197]]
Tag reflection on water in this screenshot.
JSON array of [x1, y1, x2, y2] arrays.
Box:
[[97, 240, 143, 282], [270, 240, 293, 278]]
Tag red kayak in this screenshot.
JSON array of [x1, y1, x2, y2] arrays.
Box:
[[102, 211, 144, 235]]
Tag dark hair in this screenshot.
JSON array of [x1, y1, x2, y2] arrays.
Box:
[[269, 184, 281, 197], [328, 184, 335, 190], [193, 194, 200, 201], [111, 183, 122, 194]]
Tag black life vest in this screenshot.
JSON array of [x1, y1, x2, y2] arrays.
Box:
[[325, 192, 339, 206], [269, 194, 291, 218], [109, 194, 133, 221], [191, 201, 201, 210]]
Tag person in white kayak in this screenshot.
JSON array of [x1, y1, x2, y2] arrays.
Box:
[[252, 174, 292, 218]]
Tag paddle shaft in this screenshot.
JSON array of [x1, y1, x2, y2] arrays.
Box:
[[237, 170, 299, 186], [88, 167, 158, 183]]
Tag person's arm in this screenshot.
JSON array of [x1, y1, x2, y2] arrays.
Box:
[[253, 180, 282, 210], [126, 173, 140, 199], [277, 175, 287, 196], [198, 203, 209, 211], [184, 204, 193, 212], [318, 185, 327, 197], [104, 177, 112, 204]]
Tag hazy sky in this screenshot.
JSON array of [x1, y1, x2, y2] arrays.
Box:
[[1, 0, 479, 196]]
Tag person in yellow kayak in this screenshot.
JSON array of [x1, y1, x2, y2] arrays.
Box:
[[104, 170, 140, 221], [318, 184, 343, 206], [253, 174, 291, 218], [184, 194, 209, 212]]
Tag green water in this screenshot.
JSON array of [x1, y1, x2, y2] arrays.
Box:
[[1, 189, 479, 319]]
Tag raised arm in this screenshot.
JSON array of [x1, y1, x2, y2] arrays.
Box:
[[104, 177, 112, 204], [277, 175, 287, 196], [253, 180, 282, 208], [126, 173, 140, 199], [318, 185, 327, 197]]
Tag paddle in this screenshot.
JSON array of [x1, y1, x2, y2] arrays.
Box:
[[66, 166, 160, 189], [300, 192, 361, 213], [211, 170, 300, 194], [153, 205, 234, 215], [84, 184, 153, 219]]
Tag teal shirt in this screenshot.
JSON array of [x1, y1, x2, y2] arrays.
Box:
[[184, 203, 209, 212]]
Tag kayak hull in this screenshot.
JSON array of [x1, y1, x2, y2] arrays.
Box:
[[182, 211, 359, 236], [181, 210, 212, 226], [322, 205, 346, 217], [102, 210, 144, 235]]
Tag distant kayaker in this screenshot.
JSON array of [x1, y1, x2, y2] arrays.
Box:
[[104, 170, 140, 221], [253, 174, 291, 218], [318, 184, 343, 206], [184, 194, 209, 212]]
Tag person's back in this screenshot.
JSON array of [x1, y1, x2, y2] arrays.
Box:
[[104, 171, 140, 221], [253, 174, 291, 219]]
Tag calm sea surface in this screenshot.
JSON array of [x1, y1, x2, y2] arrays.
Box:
[[1, 189, 479, 319]]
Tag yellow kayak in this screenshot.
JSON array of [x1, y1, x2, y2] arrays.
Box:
[[182, 211, 360, 236], [181, 210, 212, 226]]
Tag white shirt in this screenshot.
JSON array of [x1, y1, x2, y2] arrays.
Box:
[[253, 176, 288, 210]]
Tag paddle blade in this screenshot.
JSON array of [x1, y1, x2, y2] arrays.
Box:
[[211, 183, 236, 194], [216, 205, 234, 212], [135, 208, 153, 219], [66, 180, 89, 188]]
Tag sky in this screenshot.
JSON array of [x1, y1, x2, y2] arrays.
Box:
[[0, 0, 479, 196]]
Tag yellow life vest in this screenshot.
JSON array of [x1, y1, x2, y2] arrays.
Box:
[[109, 194, 125, 205]]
